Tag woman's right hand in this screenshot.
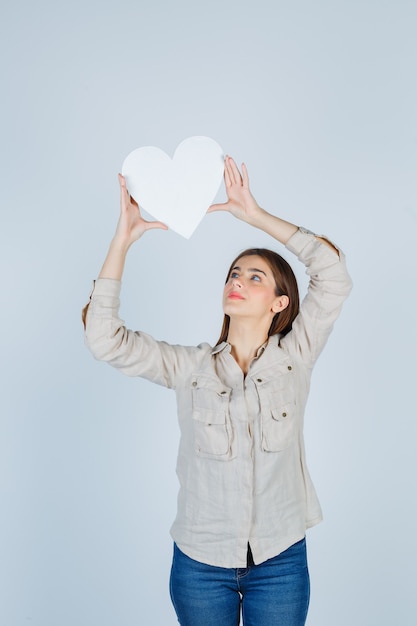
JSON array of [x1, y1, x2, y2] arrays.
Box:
[[114, 174, 168, 247]]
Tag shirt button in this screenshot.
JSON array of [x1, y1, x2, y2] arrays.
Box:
[[287, 366, 292, 371], [282, 412, 287, 418], [220, 391, 227, 395], [192, 381, 197, 387], [257, 378, 262, 383]]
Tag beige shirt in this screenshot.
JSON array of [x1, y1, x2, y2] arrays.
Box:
[[84, 229, 352, 568]]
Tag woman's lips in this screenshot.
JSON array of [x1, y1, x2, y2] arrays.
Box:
[[228, 292, 244, 300]]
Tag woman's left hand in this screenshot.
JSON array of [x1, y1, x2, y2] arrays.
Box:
[[207, 156, 264, 225]]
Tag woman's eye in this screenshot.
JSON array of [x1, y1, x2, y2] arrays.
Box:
[[251, 275, 261, 282], [230, 272, 239, 279]]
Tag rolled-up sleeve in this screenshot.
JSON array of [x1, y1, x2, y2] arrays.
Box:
[[282, 229, 353, 367]]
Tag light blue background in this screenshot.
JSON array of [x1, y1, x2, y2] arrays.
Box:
[[1, 1, 416, 624]]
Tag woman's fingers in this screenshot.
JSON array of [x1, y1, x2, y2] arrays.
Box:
[[241, 163, 249, 189], [129, 194, 139, 208], [224, 156, 248, 191], [224, 158, 232, 187], [118, 173, 131, 210], [207, 202, 227, 213], [118, 174, 141, 213], [224, 157, 237, 185], [118, 173, 128, 193], [227, 157, 243, 185], [144, 220, 169, 231]]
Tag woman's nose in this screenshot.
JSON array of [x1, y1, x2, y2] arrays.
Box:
[[232, 277, 242, 288]]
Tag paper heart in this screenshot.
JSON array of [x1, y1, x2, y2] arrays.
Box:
[[121, 136, 225, 239]]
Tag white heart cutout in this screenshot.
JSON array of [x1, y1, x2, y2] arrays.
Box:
[[121, 136, 225, 239]]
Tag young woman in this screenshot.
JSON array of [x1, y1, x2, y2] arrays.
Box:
[[83, 157, 352, 626]]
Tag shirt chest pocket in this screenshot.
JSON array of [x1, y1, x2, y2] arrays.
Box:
[[191, 376, 234, 460], [262, 401, 296, 451], [253, 365, 297, 452]]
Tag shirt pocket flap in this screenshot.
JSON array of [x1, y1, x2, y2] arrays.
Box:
[[191, 376, 231, 412], [271, 404, 293, 422], [262, 402, 296, 452], [190, 375, 233, 459]]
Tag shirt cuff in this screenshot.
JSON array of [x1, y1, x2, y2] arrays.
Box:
[[285, 227, 317, 255], [90, 278, 122, 298]]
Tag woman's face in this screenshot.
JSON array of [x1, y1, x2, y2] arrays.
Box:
[[223, 255, 287, 321]]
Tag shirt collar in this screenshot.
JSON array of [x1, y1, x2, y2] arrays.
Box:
[[211, 342, 230, 355], [211, 334, 281, 357]]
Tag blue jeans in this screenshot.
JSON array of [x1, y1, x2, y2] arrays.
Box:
[[169, 538, 310, 626]]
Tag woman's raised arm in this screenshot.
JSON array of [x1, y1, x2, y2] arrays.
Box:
[[99, 174, 167, 280], [209, 157, 337, 254]]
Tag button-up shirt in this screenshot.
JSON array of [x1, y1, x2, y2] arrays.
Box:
[[84, 229, 352, 568]]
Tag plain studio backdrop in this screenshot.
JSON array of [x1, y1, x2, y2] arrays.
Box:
[[1, 1, 416, 624]]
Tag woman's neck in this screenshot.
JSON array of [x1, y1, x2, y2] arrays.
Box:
[[226, 321, 270, 375]]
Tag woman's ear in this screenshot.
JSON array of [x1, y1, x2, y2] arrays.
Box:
[[272, 295, 289, 313]]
